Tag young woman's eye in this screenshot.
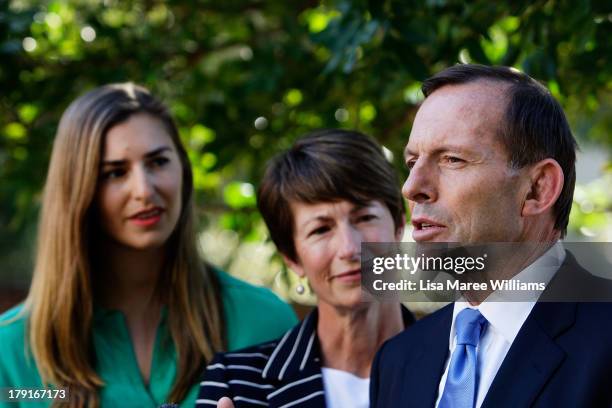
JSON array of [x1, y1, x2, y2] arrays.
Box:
[[151, 156, 170, 167], [101, 168, 125, 180]]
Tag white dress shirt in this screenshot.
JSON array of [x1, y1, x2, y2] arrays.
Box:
[[435, 242, 566, 408]]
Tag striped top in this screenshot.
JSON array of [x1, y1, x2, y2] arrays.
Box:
[[197, 307, 414, 408]]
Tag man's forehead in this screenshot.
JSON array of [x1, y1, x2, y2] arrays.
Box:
[[422, 80, 509, 115], [406, 80, 509, 154]]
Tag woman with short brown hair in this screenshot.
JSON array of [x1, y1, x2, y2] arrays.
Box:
[[198, 129, 413, 408]]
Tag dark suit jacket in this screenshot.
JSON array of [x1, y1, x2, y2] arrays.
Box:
[[198, 306, 414, 407], [370, 251, 612, 408]]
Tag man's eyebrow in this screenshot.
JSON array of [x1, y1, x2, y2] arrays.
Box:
[[404, 144, 474, 158], [101, 146, 172, 166], [404, 144, 416, 158], [432, 145, 473, 155]]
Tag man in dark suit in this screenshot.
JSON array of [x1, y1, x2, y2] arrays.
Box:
[[370, 64, 612, 408]]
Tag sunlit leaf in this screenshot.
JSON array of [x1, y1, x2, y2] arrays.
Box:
[[223, 182, 256, 209], [190, 124, 216, 150], [17, 104, 38, 124], [359, 102, 376, 122], [4, 123, 27, 140], [284, 89, 303, 107]]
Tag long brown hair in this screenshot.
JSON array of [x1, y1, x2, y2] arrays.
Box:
[[23, 83, 225, 407]]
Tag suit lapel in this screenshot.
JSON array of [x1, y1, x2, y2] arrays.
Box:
[[401, 304, 453, 406], [482, 301, 576, 407], [482, 252, 583, 407]]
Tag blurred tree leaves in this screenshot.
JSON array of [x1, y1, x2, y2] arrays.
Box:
[[1, 0, 611, 283]]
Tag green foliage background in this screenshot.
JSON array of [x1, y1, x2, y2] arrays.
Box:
[[1, 0, 611, 296]]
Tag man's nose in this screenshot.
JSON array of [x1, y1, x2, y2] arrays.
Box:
[[337, 224, 361, 261], [402, 160, 437, 204], [131, 166, 155, 202]]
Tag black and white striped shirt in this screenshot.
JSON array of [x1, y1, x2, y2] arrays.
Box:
[[196, 307, 414, 408]]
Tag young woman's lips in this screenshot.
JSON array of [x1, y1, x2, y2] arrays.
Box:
[[129, 208, 164, 227]]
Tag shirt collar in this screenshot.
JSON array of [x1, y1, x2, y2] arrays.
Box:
[[93, 303, 169, 323], [449, 242, 566, 347]]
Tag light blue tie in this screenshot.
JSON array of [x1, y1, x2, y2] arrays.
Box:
[[438, 308, 487, 408]]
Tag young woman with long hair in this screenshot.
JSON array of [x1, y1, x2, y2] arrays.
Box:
[[0, 83, 297, 407]]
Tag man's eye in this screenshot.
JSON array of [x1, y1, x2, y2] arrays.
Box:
[[444, 156, 465, 164], [406, 160, 417, 170]]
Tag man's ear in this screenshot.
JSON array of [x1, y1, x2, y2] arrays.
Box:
[[395, 213, 406, 242], [521, 158, 564, 218], [282, 254, 306, 278]]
